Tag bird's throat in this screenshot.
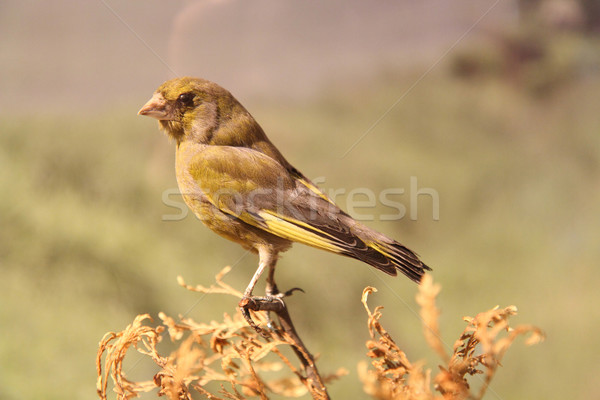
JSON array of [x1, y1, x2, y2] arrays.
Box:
[[159, 120, 185, 142]]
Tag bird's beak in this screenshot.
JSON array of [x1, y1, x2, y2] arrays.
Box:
[[138, 93, 174, 120]]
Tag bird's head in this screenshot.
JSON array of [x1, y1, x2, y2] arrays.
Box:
[[138, 77, 246, 144]]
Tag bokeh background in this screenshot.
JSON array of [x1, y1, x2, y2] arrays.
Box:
[[1, 0, 599, 399]]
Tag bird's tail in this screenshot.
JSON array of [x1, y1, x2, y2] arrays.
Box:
[[346, 238, 431, 283]]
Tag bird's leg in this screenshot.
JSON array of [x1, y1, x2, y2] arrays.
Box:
[[264, 262, 282, 330], [265, 261, 278, 297], [239, 247, 281, 334], [266, 259, 305, 298], [239, 254, 269, 333], [242, 255, 269, 300], [239, 247, 305, 334]]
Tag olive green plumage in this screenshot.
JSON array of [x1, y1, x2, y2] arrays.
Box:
[[139, 77, 430, 295]]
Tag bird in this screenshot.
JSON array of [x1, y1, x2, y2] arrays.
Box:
[[138, 77, 430, 322]]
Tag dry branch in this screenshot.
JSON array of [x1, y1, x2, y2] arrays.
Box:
[[97, 267, 345, 399], [97, 270, 543, 399]]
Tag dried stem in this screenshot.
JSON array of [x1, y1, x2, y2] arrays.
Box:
[[241, 295, 330, 400]]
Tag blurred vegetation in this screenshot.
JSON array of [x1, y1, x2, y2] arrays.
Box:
[[1, 31, 599, 399]]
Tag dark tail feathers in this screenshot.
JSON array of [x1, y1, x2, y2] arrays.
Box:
[[348, 240, 431, 283]]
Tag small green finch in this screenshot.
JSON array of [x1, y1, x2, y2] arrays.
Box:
[[139, 77, 430, 314]]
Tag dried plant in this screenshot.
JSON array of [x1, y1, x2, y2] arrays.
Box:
[[359, 274, 545, 400], [97, 271, 543, 399], [96, 267, 346, 400]]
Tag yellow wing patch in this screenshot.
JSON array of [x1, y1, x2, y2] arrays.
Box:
[[258, 210, 341, 253]]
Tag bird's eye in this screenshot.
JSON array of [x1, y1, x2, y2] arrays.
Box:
[[177, 92, 195, 107]]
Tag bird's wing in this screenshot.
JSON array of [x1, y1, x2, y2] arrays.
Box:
[[251, 138, 336, 206], [189, 146, 343, 253], [190, 146, 429, 281]]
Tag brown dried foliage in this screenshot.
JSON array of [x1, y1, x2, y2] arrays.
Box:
[[97, 271, 543, 399], [359, 275, 545, 400], [96, 267, 346, 400]]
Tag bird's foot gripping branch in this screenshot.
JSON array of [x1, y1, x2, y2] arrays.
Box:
[[239, 295, 285, 335]]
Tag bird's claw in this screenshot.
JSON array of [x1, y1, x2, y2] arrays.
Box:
[[283, 287, 305, 297], [266, 286, 305, 298], [239, 288, 305, 335], [239, 299, 267, 337], [239, 295, 286, 338]]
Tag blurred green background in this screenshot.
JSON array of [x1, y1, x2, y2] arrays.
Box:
[[1, 1, 599, 399]]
